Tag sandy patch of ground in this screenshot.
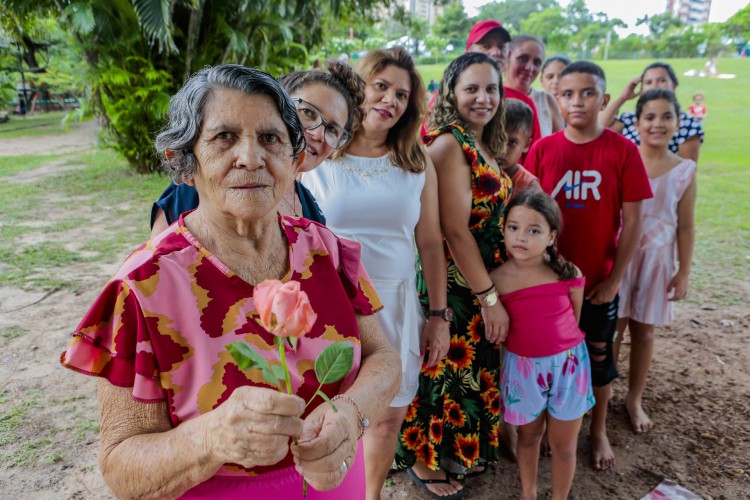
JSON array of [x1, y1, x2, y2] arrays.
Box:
[[0, 120, 100, 157]]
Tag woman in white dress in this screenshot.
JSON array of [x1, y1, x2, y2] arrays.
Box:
[[504, 35, 564, 137], [302, 47, 448, 500]]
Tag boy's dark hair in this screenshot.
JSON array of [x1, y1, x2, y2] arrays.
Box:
[[504, 190, 577, 281], [641, 62, 679, 87], [559, 61, 606, 90], [503, 98, 533, 135], [635, 89, 681, 120], [541, 55, 570, 74]]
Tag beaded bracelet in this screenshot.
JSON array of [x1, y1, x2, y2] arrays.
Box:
[[331, 394, 369, 440]]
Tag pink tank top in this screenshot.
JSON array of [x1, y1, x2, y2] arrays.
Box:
[[501, 277, 585, 357]]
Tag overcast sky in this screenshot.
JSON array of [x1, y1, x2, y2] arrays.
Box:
[[462, 0, 748, 35]]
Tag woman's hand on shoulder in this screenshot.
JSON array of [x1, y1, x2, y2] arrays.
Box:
[[205, 386, 305, 469], [291, 398, 360, 491], [421, 317, 450, 367]]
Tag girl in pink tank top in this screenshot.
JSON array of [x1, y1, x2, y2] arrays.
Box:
[[490, 190, 594, 500]]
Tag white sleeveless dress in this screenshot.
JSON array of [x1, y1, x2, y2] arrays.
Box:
[[529, 87, 554, 138], [302, 154, 426, 406], [618, 159, 697, 325]]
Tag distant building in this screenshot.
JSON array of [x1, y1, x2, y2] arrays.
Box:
[[393, 0, 448, 25], [666, 0, 712, 25]]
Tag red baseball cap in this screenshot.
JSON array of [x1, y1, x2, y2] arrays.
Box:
[[466, 20, 511, 51]]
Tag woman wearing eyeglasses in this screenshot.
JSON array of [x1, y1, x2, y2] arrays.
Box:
[[302, 47, 448, 500], [149, 60, 364, 235]]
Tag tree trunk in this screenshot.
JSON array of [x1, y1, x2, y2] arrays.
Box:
[[183, 0, 206, 83]]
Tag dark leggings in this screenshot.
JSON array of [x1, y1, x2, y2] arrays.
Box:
[[579, 296, 619, 387]]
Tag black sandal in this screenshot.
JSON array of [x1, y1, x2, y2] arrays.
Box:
[[447, 465, 487, 481], [406, 468, 466, 499]]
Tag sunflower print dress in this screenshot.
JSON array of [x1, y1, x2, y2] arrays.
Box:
[[395, 124, 512, 471]]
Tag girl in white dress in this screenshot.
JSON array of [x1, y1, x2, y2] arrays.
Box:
[[302, 47, 449, 500], [616, 89, 697, 434]]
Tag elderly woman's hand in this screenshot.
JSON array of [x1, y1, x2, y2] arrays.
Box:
[[290, 398, 360, 491], [206, 386, 305, 469]]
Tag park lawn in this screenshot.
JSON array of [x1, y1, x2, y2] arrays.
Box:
[[418, 57, 749, 304], [0, 111, 85, 139], [0, 151, 167, 291], [0, 58, 745, 304]]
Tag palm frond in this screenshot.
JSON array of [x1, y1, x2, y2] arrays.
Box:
[[131, 0, 177, 53], [63, 2, 96, 35]]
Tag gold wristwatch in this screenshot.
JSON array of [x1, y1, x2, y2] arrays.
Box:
[[478, 290, 498, 308]]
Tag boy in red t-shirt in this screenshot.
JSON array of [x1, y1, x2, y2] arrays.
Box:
[[525, 61, 653, 471]]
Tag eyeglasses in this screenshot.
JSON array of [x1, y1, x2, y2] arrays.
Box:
[[292, 98, 351, 150]]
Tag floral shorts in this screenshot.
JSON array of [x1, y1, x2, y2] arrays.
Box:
[[501, 341, 595, 425]]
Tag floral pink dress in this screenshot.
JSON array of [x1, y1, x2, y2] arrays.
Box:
[[61, 214, 383, 498]]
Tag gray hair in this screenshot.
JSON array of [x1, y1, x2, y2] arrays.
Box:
[[155, 64, 306, 183]]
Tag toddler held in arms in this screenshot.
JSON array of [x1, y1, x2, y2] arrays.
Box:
[[490, 190, 593, 500]]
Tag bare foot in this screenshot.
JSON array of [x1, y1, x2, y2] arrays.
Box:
[[590, 431, 616, 470], [626, 396, 654, 434], [409, 462, 463, 497]]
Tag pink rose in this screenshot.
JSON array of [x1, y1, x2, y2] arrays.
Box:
[[254, 280, 317, 338]]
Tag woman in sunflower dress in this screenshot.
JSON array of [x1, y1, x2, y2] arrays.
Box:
[[395, 52, 512, 499]]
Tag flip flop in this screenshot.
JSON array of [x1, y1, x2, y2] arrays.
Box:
[[448, 465, 487, 480], [406, 467, 466, 499]]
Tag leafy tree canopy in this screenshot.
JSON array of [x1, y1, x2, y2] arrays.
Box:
[[434, 3, 472, 48], [477, 0, 557, 34], [1, 0, 383, 173]]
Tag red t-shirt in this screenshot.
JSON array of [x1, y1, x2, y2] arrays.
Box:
[[525, 129, 652, 293], [508, 165, 538, 201], [420, 86, 542, 163]]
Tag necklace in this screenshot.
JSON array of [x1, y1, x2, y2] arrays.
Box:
[[281, 188, 299, 217]]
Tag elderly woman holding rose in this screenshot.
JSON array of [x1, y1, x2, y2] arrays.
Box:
[[60, 65, 400, 499]]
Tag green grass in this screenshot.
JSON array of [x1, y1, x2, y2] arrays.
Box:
[[0, 150, 167, 291], [2, 326, 29, 341], [75, 418, 100, 440], [0, 57, 745, 305], [419, 57, 750, 304], [0, 153, 65, 178], [0, 112, 84, 139]]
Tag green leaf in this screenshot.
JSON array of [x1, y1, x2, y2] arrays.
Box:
[[271, 364, 286, 384], [315, 390, 338, 412], [314, 343, 354, 385], [261, 366, 280, 386], [64, 2, 95, 35], [132, 0, 177, 53], [227, 341, 271, 373]]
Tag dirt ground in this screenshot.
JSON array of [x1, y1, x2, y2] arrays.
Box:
[[0, 129, 748, 499]]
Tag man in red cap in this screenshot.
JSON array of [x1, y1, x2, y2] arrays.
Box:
[[421, 20, 542, 157], [465, 19, 512, 71]]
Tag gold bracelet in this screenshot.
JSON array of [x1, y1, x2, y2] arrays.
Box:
[[331, 394, 369, 440]]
